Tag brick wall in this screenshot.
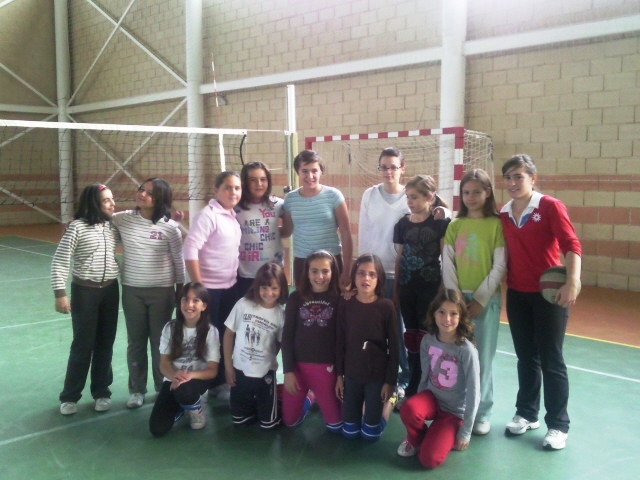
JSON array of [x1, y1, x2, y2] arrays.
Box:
[[1, 0, 638, 289], [203, 0, 441, 80], [467, 37, 640, 290], [0, 0, 56, 225]]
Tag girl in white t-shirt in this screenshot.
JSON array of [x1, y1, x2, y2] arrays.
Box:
[[235, 162, 292, 296], [223, 262, 289, 429], [149, 283, 220, 437]]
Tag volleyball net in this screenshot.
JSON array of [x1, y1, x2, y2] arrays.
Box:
[[0, 119, 288, 223]]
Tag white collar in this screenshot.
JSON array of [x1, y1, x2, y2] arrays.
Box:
[[501, 191, 544, 228], [500, 191, 543, 214]]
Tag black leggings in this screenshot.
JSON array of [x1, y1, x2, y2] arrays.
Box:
[[149, 379, 213, 437], [398, 281, 439, 397], [207, 285, 240, 387]]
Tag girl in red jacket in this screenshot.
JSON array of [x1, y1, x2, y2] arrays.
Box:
[[500, 154, 581, 451]]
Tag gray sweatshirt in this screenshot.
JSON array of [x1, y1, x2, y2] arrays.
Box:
[[418, 334, 480, 442]]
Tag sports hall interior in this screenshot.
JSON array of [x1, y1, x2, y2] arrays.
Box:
[[0, 1, 639, 479]]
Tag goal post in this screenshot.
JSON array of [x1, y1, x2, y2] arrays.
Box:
[[0, 119, 288, 225], [305, 128, 493, 255]]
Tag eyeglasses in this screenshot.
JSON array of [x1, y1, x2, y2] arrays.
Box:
[[377, 166, 402, 172]]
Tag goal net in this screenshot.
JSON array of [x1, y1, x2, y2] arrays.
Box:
[[306, 128, 493, 255], [0, 119, 258, 224]]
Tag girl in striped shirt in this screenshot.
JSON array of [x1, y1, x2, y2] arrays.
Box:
[[52, 184, 120, 416], [111, 178, 185, 409], [282, 150, 353, 289]]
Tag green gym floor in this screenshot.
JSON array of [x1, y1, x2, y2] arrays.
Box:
[[1, 230, 639, 480]]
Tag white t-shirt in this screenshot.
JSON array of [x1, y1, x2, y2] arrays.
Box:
[[359, 184, 409, 277], [159, 322, 220, 380], [224, 297, 284, 378], [234, 197, 285, 278]]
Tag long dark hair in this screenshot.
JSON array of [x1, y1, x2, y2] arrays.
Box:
[[245, 262, 289, 305], [73, 183, 111, 226], [348, 253, 386, 298], [457, 169, 499, 218], [238, 162, 275, 210], [424, 289, 475, 346], [297, 250, 341, 300], [169, 282, 210, 362], [136, 177, 173, 224]]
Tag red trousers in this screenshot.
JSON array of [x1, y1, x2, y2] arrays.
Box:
[[400, 390, 463, 469]]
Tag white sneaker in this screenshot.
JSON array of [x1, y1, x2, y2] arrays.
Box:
[[542, 429, 568, 450], [505, 415, 540, 435], [126, 393, 145, 409], [60, 402, 77, 415], [187, 409, 206, 430], [94, 398, 112, 412], [473, 420, 491, 435], [397, 438, 418, 457]]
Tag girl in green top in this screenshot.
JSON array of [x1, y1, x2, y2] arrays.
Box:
[[442, 169, 506, 436]]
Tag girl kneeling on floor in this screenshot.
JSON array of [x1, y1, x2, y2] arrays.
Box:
[[335, 253, 399, 441], [149, 282, 220, 437], [223, 262, 289, 429], [281, 250, 343, 432], [397, 289, 479, 468]]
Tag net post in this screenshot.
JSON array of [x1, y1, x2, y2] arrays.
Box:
[[438, 133, 455, 210], [440, 0, 467, 214], [218, 133, 226, 171], [185, 0, 206, 223], [55, 0, 73, 223], [285, 85, 297, 192], [285, 84, 297, 284], [187, 132, 205, 223]]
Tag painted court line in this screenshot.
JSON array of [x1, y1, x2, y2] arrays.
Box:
[[0, 276, 49, 283], [497, 349, 640, 383], [499, 320, 640, 349], [0, 318, 67, 330], [0, 310, 123, 330], [0, 405, 153, 448], [0, 355, 637, 450], [0, 244, 54, 257]]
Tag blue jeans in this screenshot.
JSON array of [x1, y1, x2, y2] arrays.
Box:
[[385, 278, 409, 389]]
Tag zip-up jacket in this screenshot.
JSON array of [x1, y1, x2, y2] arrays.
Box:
[[51, 219, 120, 298]]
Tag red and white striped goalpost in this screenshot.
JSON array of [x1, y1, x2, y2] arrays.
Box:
[[305, 127, 468, 211]]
